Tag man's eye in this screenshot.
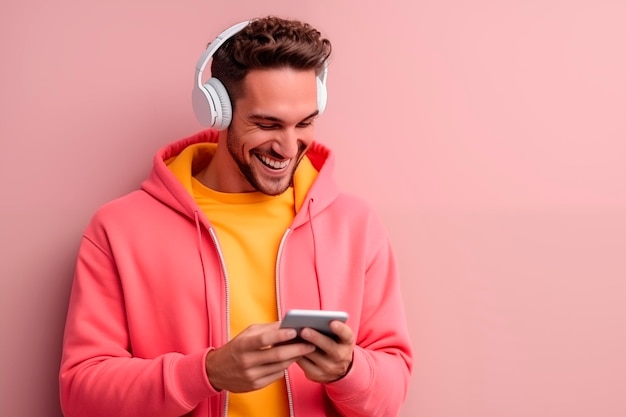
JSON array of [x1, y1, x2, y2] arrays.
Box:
[[258, 124, 278, 130], [297, 121, 313, 128]]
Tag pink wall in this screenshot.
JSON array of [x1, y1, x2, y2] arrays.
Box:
[[1, 1, 625, 416]]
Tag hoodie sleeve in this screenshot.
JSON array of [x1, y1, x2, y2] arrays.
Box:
[[323, 214, 414, 416], [59, 229, 219, 417]]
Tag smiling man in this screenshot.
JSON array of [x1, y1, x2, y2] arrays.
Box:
[[59, 16, 413, 417], [199, 68, 318, 195]]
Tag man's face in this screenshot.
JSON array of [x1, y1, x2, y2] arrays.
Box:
[[223, 67, 319, 196]]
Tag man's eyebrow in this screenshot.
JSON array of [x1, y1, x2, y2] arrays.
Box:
[[249, 110, 319, 123]]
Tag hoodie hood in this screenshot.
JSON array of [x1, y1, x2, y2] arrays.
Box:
[[140, 129, 340, 228]]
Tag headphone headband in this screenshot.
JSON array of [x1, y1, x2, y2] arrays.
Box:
[[195, 20, 250, 74]]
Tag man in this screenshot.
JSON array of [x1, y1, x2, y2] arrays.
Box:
[[59, 16, 412, 417]]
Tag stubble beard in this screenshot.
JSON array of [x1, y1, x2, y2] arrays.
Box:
[[226, 130, 306, 196]]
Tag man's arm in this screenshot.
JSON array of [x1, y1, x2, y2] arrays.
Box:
[[59, 235, 216, 417], [323, 228, 413, 416]]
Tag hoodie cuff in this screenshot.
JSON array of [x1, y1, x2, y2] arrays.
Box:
[[169, 348, 220, 409], [324, 346, 373, 402]]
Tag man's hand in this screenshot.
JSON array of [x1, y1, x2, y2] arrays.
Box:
[[205, 322, 316, 393], [296, 320, 355, 383]]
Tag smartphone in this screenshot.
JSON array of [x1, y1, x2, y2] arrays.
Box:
[[279, 309, 349, 342]]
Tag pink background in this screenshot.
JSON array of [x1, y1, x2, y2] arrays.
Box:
[[1, 1, 625, 416]]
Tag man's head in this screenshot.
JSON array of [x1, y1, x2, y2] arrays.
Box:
[[198, 17, 333, 196]]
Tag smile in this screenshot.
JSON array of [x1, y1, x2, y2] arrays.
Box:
[[257, 154, 290, 170]]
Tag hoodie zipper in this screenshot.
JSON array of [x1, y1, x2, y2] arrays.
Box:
[[206, 226, 231, 417], [275, 228, 296, 417]]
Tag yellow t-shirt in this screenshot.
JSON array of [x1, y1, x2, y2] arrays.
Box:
[[192, 178, 294, 416], [168, 143, 319, 417]]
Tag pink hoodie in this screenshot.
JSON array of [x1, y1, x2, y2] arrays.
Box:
[[59, 130, 413, 417]]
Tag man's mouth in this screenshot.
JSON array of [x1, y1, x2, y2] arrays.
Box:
[[257, 154, 290, 170]]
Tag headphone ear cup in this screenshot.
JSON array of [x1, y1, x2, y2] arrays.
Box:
[[191, 77, 232, 129], [191, 79, 214, 127], [316, 76, 328, 115], [204, 78, 232, 130]]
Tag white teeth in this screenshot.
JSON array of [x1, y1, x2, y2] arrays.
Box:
[[259, 155, 289, 169]]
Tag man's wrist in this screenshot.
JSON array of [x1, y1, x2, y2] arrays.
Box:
[[204, 349, 223, 391]]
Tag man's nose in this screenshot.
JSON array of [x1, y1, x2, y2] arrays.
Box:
[[273, 128, 300, 159]]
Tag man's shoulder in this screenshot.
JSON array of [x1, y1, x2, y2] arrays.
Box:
[[88, 190, 157, 227], [330, 190, 378, 215], [98, 189, 152, 211], [320, 190, 389, 233]]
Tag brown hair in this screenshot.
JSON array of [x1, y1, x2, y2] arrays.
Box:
[[211, 16, 332, 106]]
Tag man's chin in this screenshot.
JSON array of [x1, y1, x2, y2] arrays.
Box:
[[257, 184, 290, 196], [253, 176, 292, 196]]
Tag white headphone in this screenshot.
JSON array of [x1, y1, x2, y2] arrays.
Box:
[[192, 20, 329, 130]]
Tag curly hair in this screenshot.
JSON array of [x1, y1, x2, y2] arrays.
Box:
[[211, 16, 332, 106]]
